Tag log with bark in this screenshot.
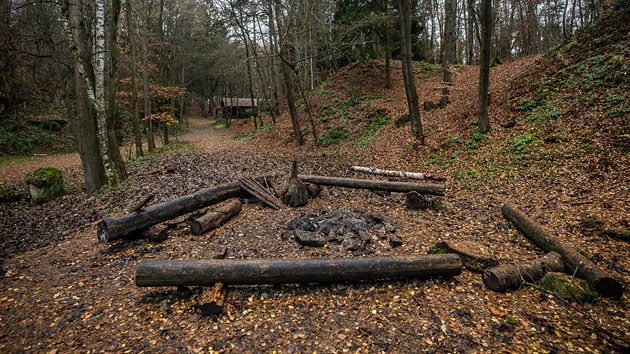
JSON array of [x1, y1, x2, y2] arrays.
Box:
[[483, 252, 565, 291], [297, 175, 445, 196], [187, 199, 242, 235], [501, 203, 623, 299], [136, 254, 462, 287], [351, 166, 444, 181], [98, 182, 243, 242], [282, 160, 309, 207]]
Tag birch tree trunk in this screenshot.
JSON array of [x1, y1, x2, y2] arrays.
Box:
[[94, 0, 111, 178], [60, 0, 107, 194], [398, 0, 425, 144]]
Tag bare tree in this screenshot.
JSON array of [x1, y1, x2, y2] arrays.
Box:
[[441, 0, 458, 106], [478, 0, 492, 133], [125, 0, 144, 157], [274, 0, 303, 146], [106, 0, 127, 178], [398, 0, 425, 144], [61, 0, 108, 193]]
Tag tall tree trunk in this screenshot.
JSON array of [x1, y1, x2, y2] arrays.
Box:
[[125, 0, 143, 157], [244, 40, 258, 130], [477, 0, 492, 133], [441, 0, 457, 105], [274, 0, 302, 146], [106, 0, 127, 180], [266, 1, 279, 121], [398, 0, 425, 144], [466, 0, 475, 64], [61, 0, 107, 194], [94, 0, 111, 179], [141, 0, 155, 151], [385, 0, 393, 89], [253, 13, 276, 124]]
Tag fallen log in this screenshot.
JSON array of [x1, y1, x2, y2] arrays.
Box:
[[297, 175, 445, 196], [483, 252, 565, 291], [187, 199, 242, 235], [98, 182, 243, 242], [501, 203, 623, 299], [351, 166, 444, 181], [136, 254, 462, 287]]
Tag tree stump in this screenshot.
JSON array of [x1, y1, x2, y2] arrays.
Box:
[[281, 160, 308, 207]]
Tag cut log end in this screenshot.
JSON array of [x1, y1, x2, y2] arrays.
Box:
[[97, 220, 109, 243], [593, 277, 624, 300], [482, 252, 565, 292]]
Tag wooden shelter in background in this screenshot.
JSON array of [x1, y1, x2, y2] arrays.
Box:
[[214, 98, 259, 120]]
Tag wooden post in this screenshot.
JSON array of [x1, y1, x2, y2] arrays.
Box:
[[136, 255, 462, 287], [297, 175, 445, 195], [501, 203, 623, 299]]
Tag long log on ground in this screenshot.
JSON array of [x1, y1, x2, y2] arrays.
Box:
[[501, 203, 623, 299], [297, 175, 445, 196], [187, 199, 242, 235], [136, 255, 462, 287], [483, 252, 565, 291], [351, 166, 444, 181], [98, 182, 243, 242]]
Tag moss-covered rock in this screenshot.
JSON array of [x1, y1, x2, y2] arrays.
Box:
[[538, 272, 599, 303], [25, 167, 65, 204]]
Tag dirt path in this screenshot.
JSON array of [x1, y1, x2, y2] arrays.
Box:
[[0, 102, 235, 184]]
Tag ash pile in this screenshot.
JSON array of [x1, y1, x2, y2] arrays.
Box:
[[283, 209, 402, 255]]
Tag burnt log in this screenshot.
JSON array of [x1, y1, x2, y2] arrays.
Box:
[[187, 199, 242, 235], [136, 254, 462, 287], [483, 252, 565, 291], [98, 182, 243, 242], [501, 203, 623, 299], [298, 175, 445, 196]]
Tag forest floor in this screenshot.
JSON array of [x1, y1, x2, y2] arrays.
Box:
[[1, 14, 629, 351]]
